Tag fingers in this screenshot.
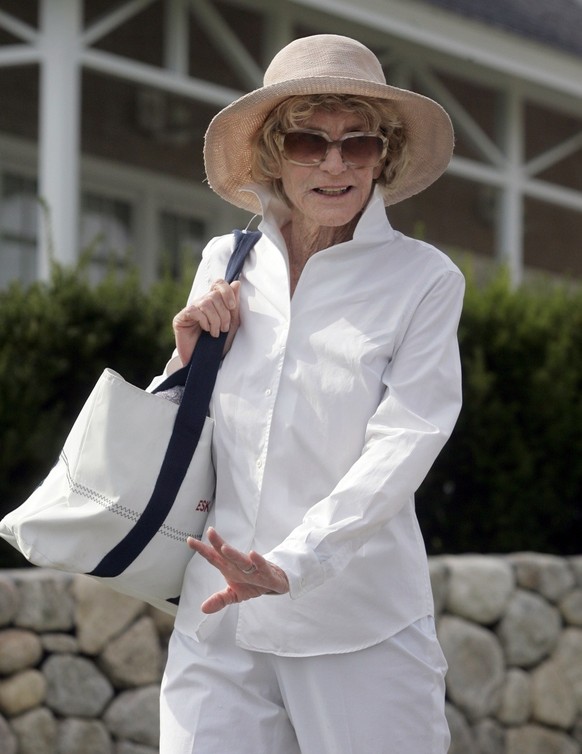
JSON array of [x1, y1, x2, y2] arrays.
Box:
[[187, 529, 290, 613], [186, 533, 224, 571], [174, 280, 238, 338], [173, 280, 240, 365], [208, 529, 264, 578], [200, 587, 239, 614], [189, 528, 255, 576]]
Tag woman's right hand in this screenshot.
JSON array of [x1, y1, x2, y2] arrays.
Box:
[[172, 279, 241, 366]]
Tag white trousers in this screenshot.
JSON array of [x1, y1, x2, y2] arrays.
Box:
[[160, 608, 450, 754]]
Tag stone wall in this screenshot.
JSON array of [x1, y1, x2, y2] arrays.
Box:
[[431, 554, 582, 754], [0, 553, 581, 754]]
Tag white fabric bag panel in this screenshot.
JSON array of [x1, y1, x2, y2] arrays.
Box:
[[0, 368, 214, 613]]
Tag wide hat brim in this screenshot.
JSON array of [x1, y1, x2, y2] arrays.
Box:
[[203, 37, 454, 214]]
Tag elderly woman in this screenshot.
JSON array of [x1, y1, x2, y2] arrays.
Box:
[[158, 34, 464, 754]]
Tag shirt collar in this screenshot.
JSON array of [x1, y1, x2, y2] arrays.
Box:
[[240, 184, 394, 250]]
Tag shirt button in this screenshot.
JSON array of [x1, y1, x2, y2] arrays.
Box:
[[265, 388, 272, 396], [257, 460, 263, 469]]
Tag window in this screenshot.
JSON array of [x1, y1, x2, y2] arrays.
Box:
[[80, 192, 134, 283], [0, 172, 38, 287], [159, 210, 205, 280], [0, 139, 216, 288]]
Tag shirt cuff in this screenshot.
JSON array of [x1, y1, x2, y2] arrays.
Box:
[[264, 540, 325, 600]]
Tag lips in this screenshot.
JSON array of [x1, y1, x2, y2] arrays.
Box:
[[313, 186, 351, 196]]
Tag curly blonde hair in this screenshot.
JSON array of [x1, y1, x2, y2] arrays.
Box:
[[250, 94, 409, 206]]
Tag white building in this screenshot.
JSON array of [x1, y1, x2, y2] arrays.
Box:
[[0, 0, 581, 288]]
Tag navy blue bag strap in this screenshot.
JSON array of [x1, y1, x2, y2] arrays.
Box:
[[89, 229, 261, 579]]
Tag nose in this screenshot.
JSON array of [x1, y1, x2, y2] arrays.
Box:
[[320, 143, 347, 173]]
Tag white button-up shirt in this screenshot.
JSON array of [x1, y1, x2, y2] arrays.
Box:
[[156, 186, 464, 656]]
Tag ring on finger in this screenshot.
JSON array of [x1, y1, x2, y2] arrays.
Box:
[[241, 564, 257, 575]]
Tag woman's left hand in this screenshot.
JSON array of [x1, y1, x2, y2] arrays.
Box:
[[187, 527, 290, 614]]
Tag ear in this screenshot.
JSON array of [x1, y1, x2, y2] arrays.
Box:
[[373, 162, 384, 180]]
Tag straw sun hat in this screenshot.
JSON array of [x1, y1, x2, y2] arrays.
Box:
[[203, 34, 454, 214]]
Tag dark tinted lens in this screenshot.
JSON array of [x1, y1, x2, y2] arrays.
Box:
[[283, 132, 328, 163], [341, 135, 384, 166]]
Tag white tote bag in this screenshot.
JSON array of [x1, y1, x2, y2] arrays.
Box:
[[0, 230, 261, 614], [0, 368, 214, 613]]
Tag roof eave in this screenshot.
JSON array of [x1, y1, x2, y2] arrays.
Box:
[[291, 0, 582, 101]]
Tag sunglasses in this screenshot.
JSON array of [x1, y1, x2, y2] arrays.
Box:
[[275, 129, 389, 168]]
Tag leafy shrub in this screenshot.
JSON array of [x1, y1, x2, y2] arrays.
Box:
[[0, 262, 190, 566], [417, 270, 582, 555]]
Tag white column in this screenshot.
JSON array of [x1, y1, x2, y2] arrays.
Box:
[[262, 3, 293, 68], [37, 0, 82, 279], [496, 86, 524, 286], [165, 0, 189, 74], [136, 187, 158, 287]]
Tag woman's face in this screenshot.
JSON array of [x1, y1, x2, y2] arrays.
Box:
[[277, 109, 383, 233]]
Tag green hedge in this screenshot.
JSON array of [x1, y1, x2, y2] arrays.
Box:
[[0, 263, 190, 567], [1, 263, 581, 567], [417, 270, 582, 555]]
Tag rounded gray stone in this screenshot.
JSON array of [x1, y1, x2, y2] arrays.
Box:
[[497, 589, 561, 667], [445, 703, 477, 754], [43, 654, 114, 717], [147, 604, 175, 641], [496, 668, 531, 725], [444, 555, 514, 624], [57, 718, 113, 754], [568, 556, 582, 588], [41, 632, 79, 655], [104, 685, 160, 747], [531, 660, 577, 729], [508, 554, 575, 602], [115, 744, 158, 754], [10, 707, 58, 754], [473, 718, 505, 754], [0, 669, 46, 716], [429, 557, 449, 616], [0, 577, 19, 627], [439, 615, 505, 720], [12, 572, 74, 632], [99, 617, 162, 689], [559, 588, 582, 627], [0, 629, 43, 675], [506, 725, 580, 754], [0, 712, 17, 754], [73, 576, 145, 656], [553, 628, 582, 713]]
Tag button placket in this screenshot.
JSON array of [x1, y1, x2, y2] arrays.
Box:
[[254, 332, 287, 490]]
